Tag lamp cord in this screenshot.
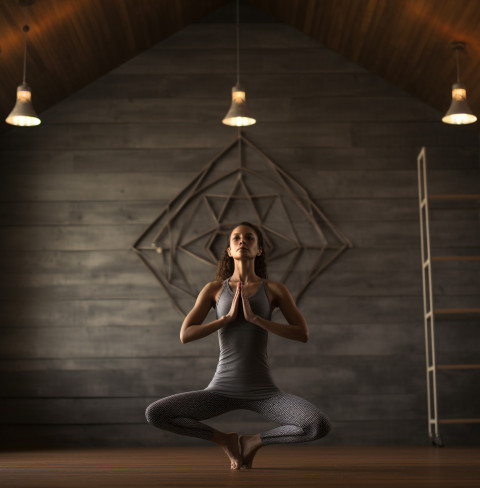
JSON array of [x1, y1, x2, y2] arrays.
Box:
[[236, 0, 240, 85], [22, 5, 30, 85], [455, 47, 460, 83]]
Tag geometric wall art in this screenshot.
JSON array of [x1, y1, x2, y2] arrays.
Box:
[[131, 132, 353, 316]]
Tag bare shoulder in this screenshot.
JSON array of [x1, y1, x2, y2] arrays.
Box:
[[264, 279, 292, 308], [264, 279, 306, 327], [264, 279, 290, 295], [200, 280, 224, 304]]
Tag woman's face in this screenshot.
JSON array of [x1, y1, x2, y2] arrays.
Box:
[[227, 225, 261, 260]]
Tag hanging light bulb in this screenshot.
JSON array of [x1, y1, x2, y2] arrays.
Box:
[[6, 0, 41, 127], [442, 42, 476, 125], [222, 84, 256, 126], [222, 0, 256, 127]]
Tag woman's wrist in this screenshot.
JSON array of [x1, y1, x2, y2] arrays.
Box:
[[249, 314, 261, 325], [221, 314, 232, 325]]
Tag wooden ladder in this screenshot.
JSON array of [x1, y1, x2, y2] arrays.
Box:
[[417, 147, 480, 446]]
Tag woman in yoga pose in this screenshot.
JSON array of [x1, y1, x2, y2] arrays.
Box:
[[145, 221, 331, 469]]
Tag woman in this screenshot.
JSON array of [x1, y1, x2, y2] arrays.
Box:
[[145, 222, 332, 469]]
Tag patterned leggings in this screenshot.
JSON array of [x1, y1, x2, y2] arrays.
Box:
[[145, 389, 332, 445]]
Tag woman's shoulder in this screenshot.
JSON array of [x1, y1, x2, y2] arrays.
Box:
[[200, 280, 226, 303], [264, 278, 287, 290], [264, 279, 291, 300], [202, 280, 225, 294]]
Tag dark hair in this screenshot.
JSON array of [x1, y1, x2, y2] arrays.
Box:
[[215, 221, 267, 281]]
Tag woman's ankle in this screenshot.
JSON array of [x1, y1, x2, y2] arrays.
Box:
[[240, 433, 262, 450]]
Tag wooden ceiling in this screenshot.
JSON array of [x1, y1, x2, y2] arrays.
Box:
[[1, 0, 480, 132], [0, 0, 230, 131], [250, 0, 480, 128]]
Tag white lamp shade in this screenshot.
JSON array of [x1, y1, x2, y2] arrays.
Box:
[[442, 82, 477, 125], [6, 84, 41, 127], [222, 85, 256, 127]]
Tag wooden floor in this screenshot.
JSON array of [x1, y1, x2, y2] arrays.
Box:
[[1, 446, 480, 487]]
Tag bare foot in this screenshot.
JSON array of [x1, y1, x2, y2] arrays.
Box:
[[214, 431, 243, 470], [239, 434, 262, 469]]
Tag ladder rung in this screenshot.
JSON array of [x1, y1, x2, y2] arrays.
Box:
[[435, 308, 480, 315], [439, 418, 480, 424], [429, 194, 480, 200], [427, 366, 434, 372], [423, 260, 429, 268], [433, 255, 480, 261], [437, 364, 480, 370]]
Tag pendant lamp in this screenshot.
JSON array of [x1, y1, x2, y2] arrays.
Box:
[[222, 0, 256, 127], [442, 42, 476, 125], [6, 0, 41, 127]]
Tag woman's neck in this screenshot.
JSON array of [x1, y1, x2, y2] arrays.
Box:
[[230, 260, 259, 283]]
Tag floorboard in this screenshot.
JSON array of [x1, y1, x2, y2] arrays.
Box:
[[1, 446, 479, 487]]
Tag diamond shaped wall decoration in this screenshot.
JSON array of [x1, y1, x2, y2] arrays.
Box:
[[131, 133, 353, 316]]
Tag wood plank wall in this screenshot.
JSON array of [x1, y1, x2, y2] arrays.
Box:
[[0, 0, 478, 448]]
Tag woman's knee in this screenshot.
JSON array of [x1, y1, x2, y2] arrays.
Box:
[[145, 399, 170, 427], [308, 413, 332, 440]]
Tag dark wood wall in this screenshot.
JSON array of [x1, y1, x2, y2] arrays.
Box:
[[0, 1, 478, 448]]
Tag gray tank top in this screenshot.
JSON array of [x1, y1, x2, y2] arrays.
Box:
[[205, 277, 281, 400]]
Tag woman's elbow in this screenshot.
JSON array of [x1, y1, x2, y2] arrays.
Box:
[[301, 329, 309, 343], [292, 325, 308, 342]]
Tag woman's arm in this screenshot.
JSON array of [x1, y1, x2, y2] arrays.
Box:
[[241, 281, 309, 343], [179, 281, 241, 344]]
